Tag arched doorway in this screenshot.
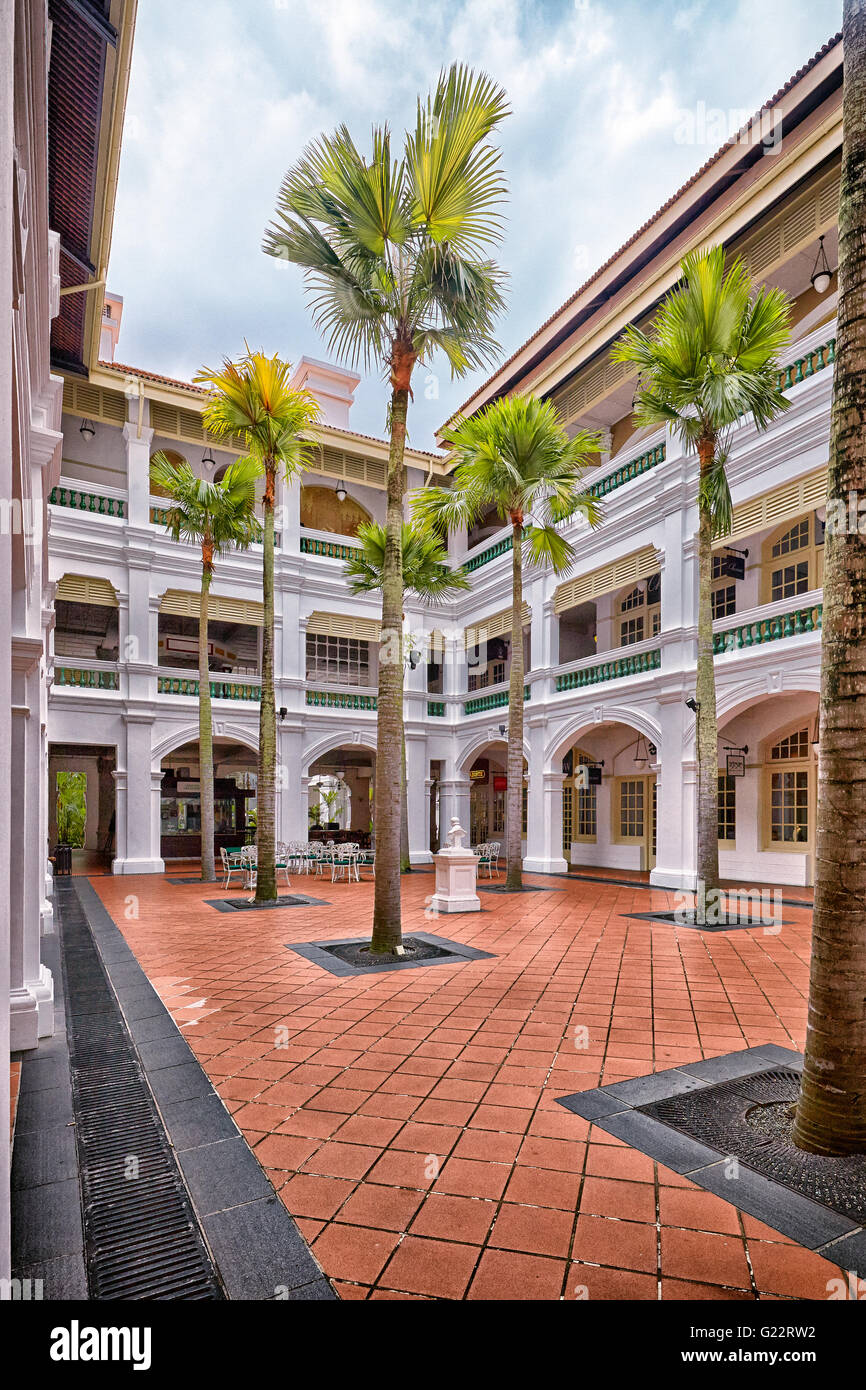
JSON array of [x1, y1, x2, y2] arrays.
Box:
[[159, 737, 258, 862], [462, 742, 528, 849], [48, 743, 117, 872], [553, 719, 659, 873], [307, 744, 376, 847]]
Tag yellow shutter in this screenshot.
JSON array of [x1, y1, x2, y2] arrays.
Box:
[[464, 603, 531, 648], [159, 589, 263, 626], [56, 574, 119, 607], [553, 546, 659, 614], [306, 610, 381, 641], [717, 467, 828, 546], [62, 380, 127, 425]]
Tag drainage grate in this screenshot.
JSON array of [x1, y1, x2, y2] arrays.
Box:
[[57, 882, 224, 1300], [638, 1067, 866, 1225]]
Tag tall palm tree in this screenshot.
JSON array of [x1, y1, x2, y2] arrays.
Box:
[[793, 0, 866, 1157], [263, 63, 509, 953], [195, 352, 320, 903], [414, 395, 602, 890], [344, 520, 470, 873], [149, 452, 261, 883], [612, 246, 791, 916]]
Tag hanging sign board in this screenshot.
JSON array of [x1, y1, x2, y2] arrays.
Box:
[[726, 751, 746, 778]]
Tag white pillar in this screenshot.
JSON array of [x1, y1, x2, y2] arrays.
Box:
[[650, 695, 696, 890], [114, 715, 164, 873], [524, 770, 568, 875], [124, 420, 155, 528], [406, 731, 431, 865]]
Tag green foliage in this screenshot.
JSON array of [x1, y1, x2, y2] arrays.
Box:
[[149, 452, 262, 556], [194, 350, 321, 482], [611, 244, 791, 535], [413, 393, 603, 574], [56, 771, 86, 847], [263, 63, 510, 380], [344, 521, 470, 603]]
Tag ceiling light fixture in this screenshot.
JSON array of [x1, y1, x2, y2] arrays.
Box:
[[79, 418, 95, 440], [810, 235, 833, 295]]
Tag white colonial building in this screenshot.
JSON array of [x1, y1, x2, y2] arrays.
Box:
[[45, 32, 843, 899]]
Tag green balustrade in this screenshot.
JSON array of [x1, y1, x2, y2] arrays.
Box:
[[777, 339, 835, 393], [588, 443, 666, 500], [305, 689, 378, 710], [427, 701, 446, 717], [712, 604, 822, 655], [50, 487, 125, 519], [555, 647, 661, 692], [157, 676, 261, 700], [54, 666, 119, 690], [300, 535, 363, 561], [464, 685, 531, 715]]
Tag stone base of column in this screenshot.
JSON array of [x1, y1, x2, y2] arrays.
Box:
[[10, 964, 54, 1050], [409, 850, 434, 866], [40, 899, 54, 934], [650, 865, 696, 890], [522, 856, 568, 875], [112, 857, 166, 875]]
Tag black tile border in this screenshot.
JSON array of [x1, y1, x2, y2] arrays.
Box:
[[286, 930, 496, 976], [561, 871, 814, 910], [477, 885, 566, 894], [205, 893, 331, 913], [42, 878, 337, 1301], [556, 1045, 866, 1275], [624, 910, 795, 933]]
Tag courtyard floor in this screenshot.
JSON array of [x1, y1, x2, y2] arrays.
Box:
[[87, 867, 846, 1301]]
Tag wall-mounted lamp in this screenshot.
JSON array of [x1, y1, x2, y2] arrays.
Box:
[[498, 723, 506, 737], [278, 706, 287, 722], [685, 697, 700, 713], [810, 235, 834, 295], [79, 418, 95, 441], [408, 647, 422, 670], [336, 480, 347, 503]]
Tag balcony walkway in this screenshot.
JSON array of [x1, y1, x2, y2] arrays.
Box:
[[79, 867, 841, 1301]]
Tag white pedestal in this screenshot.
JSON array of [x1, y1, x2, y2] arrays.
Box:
[[430, 819, 480, 914]]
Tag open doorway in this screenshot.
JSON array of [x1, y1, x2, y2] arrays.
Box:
[[48, 743, 117, 873]]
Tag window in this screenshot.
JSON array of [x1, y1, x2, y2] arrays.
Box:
[[718, 774, 736, 842], [763, 726, 813, 850], [306, 633, 370, 687], [562, 783, 573, 855], [575, 751, 597, 842], [620, 615, 644, 646], [620, 586, 644, 612], [762, 514, 824, 605], [619, 780, 645, 839], [522, 785, 528, 836], [712, 584, 736, 620]]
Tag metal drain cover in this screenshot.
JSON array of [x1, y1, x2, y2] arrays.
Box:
[[638, 1068, 866, 1224]]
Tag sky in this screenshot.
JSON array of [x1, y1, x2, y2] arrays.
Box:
[[108, 0, 841, 450]]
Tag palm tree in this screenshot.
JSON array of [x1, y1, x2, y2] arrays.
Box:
[[413, 395, 602, 890], [149, 452, 261, 883], [611, 246, 791, 917], [344, 521, 470, 872], [793, 0, 866, 1157], [195, 352, 320, 902], [263, 63, 509, 953]]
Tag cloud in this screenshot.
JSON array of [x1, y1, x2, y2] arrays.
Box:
[[108, 0, 839, 448]]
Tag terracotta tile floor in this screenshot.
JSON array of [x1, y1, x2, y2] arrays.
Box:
[[89, 869, 847, 1301]]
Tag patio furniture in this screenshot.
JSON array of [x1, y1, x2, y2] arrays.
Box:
[[220, 845, 245, 888], [328, 842, 361, 883], [473, 841, 499, 878]]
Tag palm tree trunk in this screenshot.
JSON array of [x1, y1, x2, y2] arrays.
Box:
[[256, 461, 277, 903], [695, 440, 720, 918], [371, 381, 408, 952], [793, 0, 866, 1156], [505, 522, 524, 891], [400, 728, 411, 873], [199, 549, 216, 883]]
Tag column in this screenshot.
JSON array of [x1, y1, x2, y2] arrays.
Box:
[[278, 472, 301, 554], [10, 638, 54, 1048], [114, 715, 164, 874], [524, 768, 569, 876], [124, 419, 155, 528], [650, 694, 696, 890], [439, 775, 470, 838], [447, 524, 468, 565], [405, 732, 432, 865]]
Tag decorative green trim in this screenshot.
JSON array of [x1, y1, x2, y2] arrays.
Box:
[[777, 338, 835, 392], [464, 685, 531, 715], [54, 666, 119, 690], [713, 604, 822, 654], [464, 534, 513, 572], [427, 701, 446, 717], [555, 647, 661, 691], [157, 676, 261, 700], [306, 689, 377, 710], [588, 443, 666, 500], [300, 535, 363, 561], [50, 487, 125, 519]]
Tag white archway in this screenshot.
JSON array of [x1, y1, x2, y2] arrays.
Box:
[[545, 704, 662, 773]]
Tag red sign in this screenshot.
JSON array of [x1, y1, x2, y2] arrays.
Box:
[[493, 775, 507, 790]]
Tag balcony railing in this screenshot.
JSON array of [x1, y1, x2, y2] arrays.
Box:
[[427, 701, 446, 716], [464, 684, 531, 715], [713, 597, 822, 654], [54, 665, 119, 690], [588, 443, 666, 500], [157, 675, 261, 700], [777, 337, 835, 392], [300, 532, 363, 561], [50, 486, 125, 518], [555, 645, 661, 691], [306, 689, 377, 710]]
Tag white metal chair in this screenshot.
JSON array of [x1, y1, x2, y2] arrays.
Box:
[[220, 846, 245, 888]]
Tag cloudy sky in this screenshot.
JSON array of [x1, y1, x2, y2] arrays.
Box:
[[109, 0, 839, 450]]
